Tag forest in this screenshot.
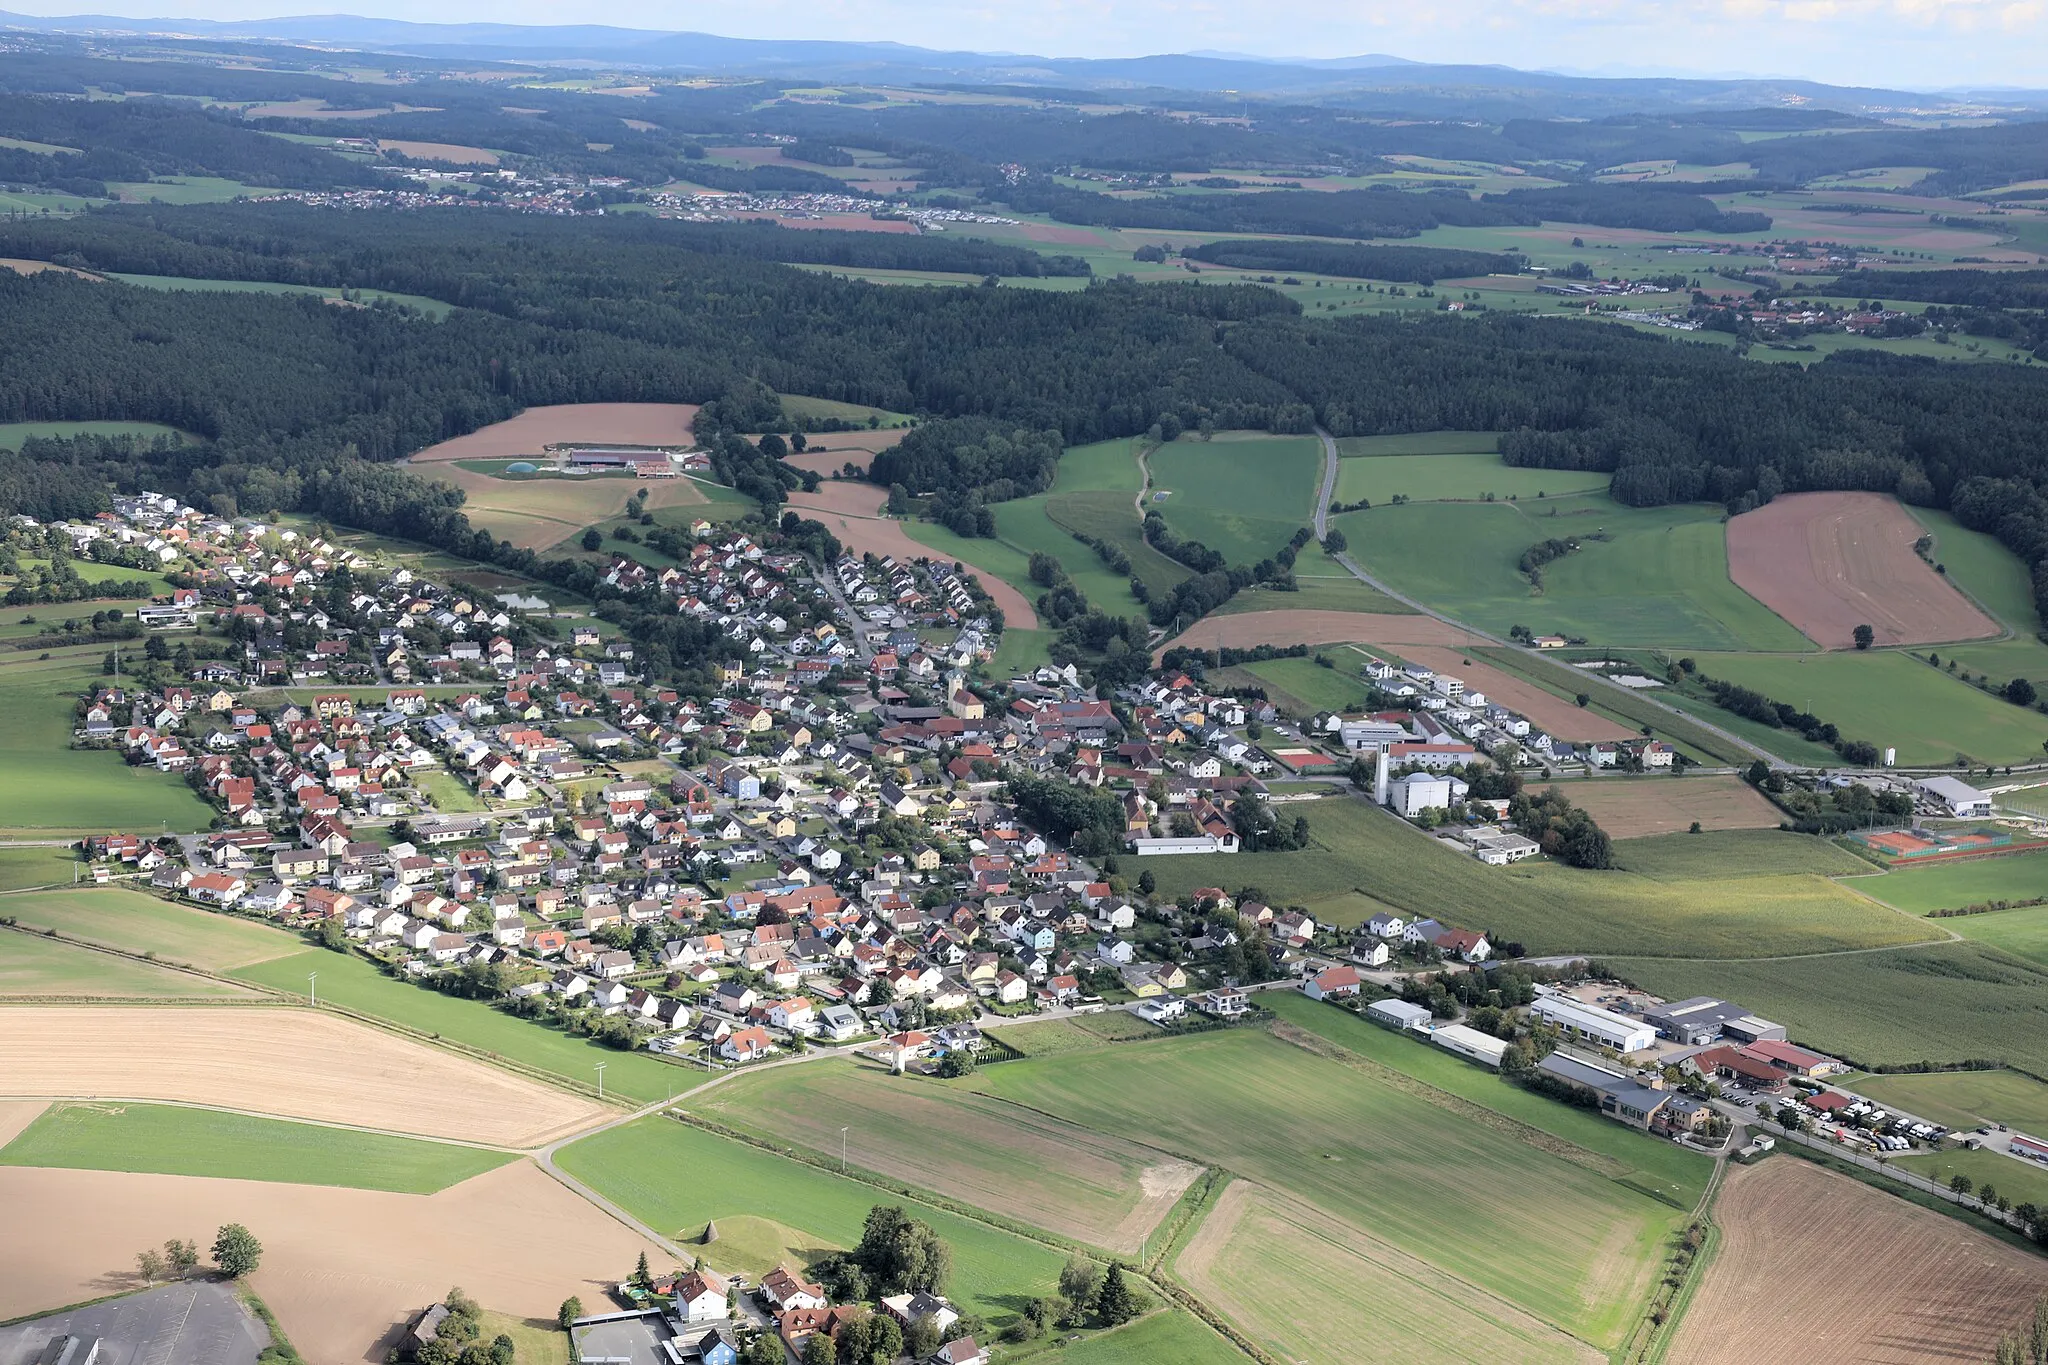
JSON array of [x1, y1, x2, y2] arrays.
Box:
[[1824, 269, 2048, 310]]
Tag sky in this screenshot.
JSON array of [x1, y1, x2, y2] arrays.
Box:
[[12, 0, 2048, 89]]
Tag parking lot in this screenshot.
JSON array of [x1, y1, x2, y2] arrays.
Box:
[[570, 1311, 677, 1365], [0, 1281, 269, 1365]]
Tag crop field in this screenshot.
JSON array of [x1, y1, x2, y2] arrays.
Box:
[[231, 948, 696, 1104], [0, 654, 217, 832], [1548, 777, 1784, 839], [693, 1060, 1199, 1254], [1687, 650, 2048, 766], [1161, 608, 1479, 657], [0, 1101, 515, 1192], [0, 419, 189, 448], [0, 1005, 607, 1145], [1666, 1157, 2046, 1365], [106, 177, 287, 204], [970, 1027, 1684, 1347], [1859, 855, 2048, 915], [1392, 644, 1640, 741], [1147, 433, 1322, 567], [1725, 493, 1999, 649], [0, 888, 305, 972], [0, 931, 249, 998], [410, 403, 700, 462], [1142, 797, 1935, 960], [1334, 452, 1610, 506], [1848, 1069, 2048, 1138], [556, 1117, 1068, 1322], [0, 847, 82, 890], [1609, 828, 1870, 880], [1606, 943, 2048, 1077], [0, 1160, 665, 1365], [1947, 904, 2048, 970], [1338, 493, 1813, 650], [424, 460, 706, 551], [1176, 1182, 1599, 1365]]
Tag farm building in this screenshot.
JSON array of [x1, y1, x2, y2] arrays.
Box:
[[1640, 996, 1785, 1047], [2011, 1135, 2048, 1165], [1367, 998, 1433, 1031], [1531, 992, 1655, 1053], [1914, 777, 1993, 817], [1430, 1023, 1509, 1069]]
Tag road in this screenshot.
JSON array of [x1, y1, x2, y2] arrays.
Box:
[[1307, 425, 1788, 769]]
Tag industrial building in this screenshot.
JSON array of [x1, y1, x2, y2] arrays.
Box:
[[1639, 996, 1786, 1047], [1366, 998, 1433, 1031], [1914, 776, 1994, 818], [1531, 991, 1656, 1053], [1430, 1022, 1509, 1068]]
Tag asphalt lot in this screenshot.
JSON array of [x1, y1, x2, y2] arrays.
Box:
[[0, 1281, 269, 1365]]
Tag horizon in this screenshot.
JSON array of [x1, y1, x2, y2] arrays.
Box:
[[5, 1, 2048, 92]]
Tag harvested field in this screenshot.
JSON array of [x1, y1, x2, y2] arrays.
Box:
[[0, 1160, 663, 1365], [0, 257, 98, 278], [0, 1006, 605, 1147], [695, 1061, 1198, 1254], [410, 404, 700, 462], [784, 486, 1040, 628], [780, 428, 907, 476], [0, 1100, 47, 1148], [380, 140, 499, 165], [1726, 492, 1998, 648], [1177, 1183, 1600, 1365], [1546, 775, 1783, 839], [1392, 645, 1636, 741], [1157, 609, 1480, 659], [1667, 1157, 2047, 1365]]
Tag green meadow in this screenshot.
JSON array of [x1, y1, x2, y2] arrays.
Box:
[[107, 270, 454, 317], [1860, 857, 2048, 916], [0, 1101, 515, 1192], [1334, 453, 1611, 506], [1147, 433, 1323, 567], [1848, 1069, 2048, 1138], [0, 928, 247, 997], [1689, 650, 2048, 766], [1337, 492, 1812, 651], [0, 888, 304, 972], [0, 420, 190, 449]]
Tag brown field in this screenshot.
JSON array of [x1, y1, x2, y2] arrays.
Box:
[[1394, 645, 1637, 741], [380, 140, 500, 166], [1668, 1157, 2047, 1365], [425, 466, 705, 552], [0, 257, 99, 279], [0, 1100, 48, 1148], [784, 486, 1040, 628], [0, 1007, 605, 1147], [410, 404, 700, 462], [1178, 1183, 1601, 1365], [1545, 775, 1783, 839], [0, 1161, 662, 1365], [244, 100, 436, 120], [1010, 221, 1108, 245], [1157, 609, 1480, 659], [766, 214, 919, 234], [1726, 492, 1999, 648]]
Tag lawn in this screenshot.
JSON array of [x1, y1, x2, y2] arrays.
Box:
[[1606, 943, 2048, 1077], [555, 1116, 1067, 1324], [1147, 433, 1323, 568], [968, 1026, 1683, 1348], [0, 929, 247, 997], [1859, 856, 2048, 915], [1006, 1310, 1246, 1365], [0, 888, 305, 972], [0, 846, 83, 890], [413, 768, 488, 814], [1688, 650, 2048, 767], [1337, 493, 1813, 651], [476, 1313, 571, 1365], [230, 949, 694, 1103], [692, 1058, 1186, 1254], [1848, 1069, 2048, 1138], [1334, 452, 1610, 506], [0, 1101, 515, 1192], [1211, 569, 1410, 617], [1894, 1146, 2048, 1211], [0, 654, 217, 832], [0, 419, 190, 449], [1141, 796, 1936, 960], [1242, 654, 1385, 714]]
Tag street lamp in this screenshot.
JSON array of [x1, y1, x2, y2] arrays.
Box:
[[595, 1062, 607, 1102], [840, 1126, 849, 1173], [308, 972, 317, 1006]]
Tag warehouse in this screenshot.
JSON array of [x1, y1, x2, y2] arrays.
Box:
[[1430, 1023, 1509, 1069], [1640, 996, 1786, 1047], [1531, 991, 1655, 1054], [1366, 998, 1433, 1032], [1914, 776, 1993, 818]]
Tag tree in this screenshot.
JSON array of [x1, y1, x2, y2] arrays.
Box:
[[1853, 623, 1875, 650], [743, 1333, 785, 1365], [1059, 1255, 1102, 1307], [212, 1223, 262, 1278], [580, 528, 602, 552], [631, 1250, 653, 1291], [1094, 1262, 1142, 1326], [1743, 759, 1770, 786], [2007, 677, 2038, 707], [1951, 1174, 1974, 1196], [1574, 692, 1590, 708], [136, 1247, 167, 1285], [864, 1315, 902, 1363], [1137, 869, 1155, 896], [557, 1297, 583, 1331], [164, 1238, 199, 1277], [852, 1205, 952, 1295], [903, 1316, 942, 1361]]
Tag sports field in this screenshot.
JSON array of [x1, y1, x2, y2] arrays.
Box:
[[1548, 776, 1782, 839], [970, 1026, 1685, 1347], [1141, 798, 1935, 960], [0, 931, 250, 998], [1847, 1069, 2048, 1138], [1859, 855, 2048, 915], [1726, 493, 1998, 650], [1667, 1157, 2046, 1365], [0, 1005, 606, 1145], [693, 1059, 1198, 1254], [1334, 452, 1610, 507], [1147, 432, 1323, 567], [1607, 943, 2048, 1077], [231, 948, 693, 1105], [1, 888, 305, 972], [0, 1101, 515, 1192], [556, 1116, 1068, 1322], [1687, 650, 2048, 766], [1337, 493, 1813, 651]]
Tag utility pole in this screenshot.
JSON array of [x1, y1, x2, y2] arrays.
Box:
[[840, 1125, 848, 1173], [595, 1062, 607, 1101], [307, 972, 317, 1006]]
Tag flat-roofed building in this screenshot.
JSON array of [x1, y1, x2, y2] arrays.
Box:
[[1531, 991, 1655, 1053]]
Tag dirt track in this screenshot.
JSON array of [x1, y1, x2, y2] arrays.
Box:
[[0, 1161, 665, 1365], [1668, 1158, 2047, 1365], [784, 486, 1041, 629], [1158, 609, 1481, 659], [0, 1007, 605, 1147], [410, 404, 701, 462], [1726, 492, 1999, 649], [1393, 645, 1636, 742]]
